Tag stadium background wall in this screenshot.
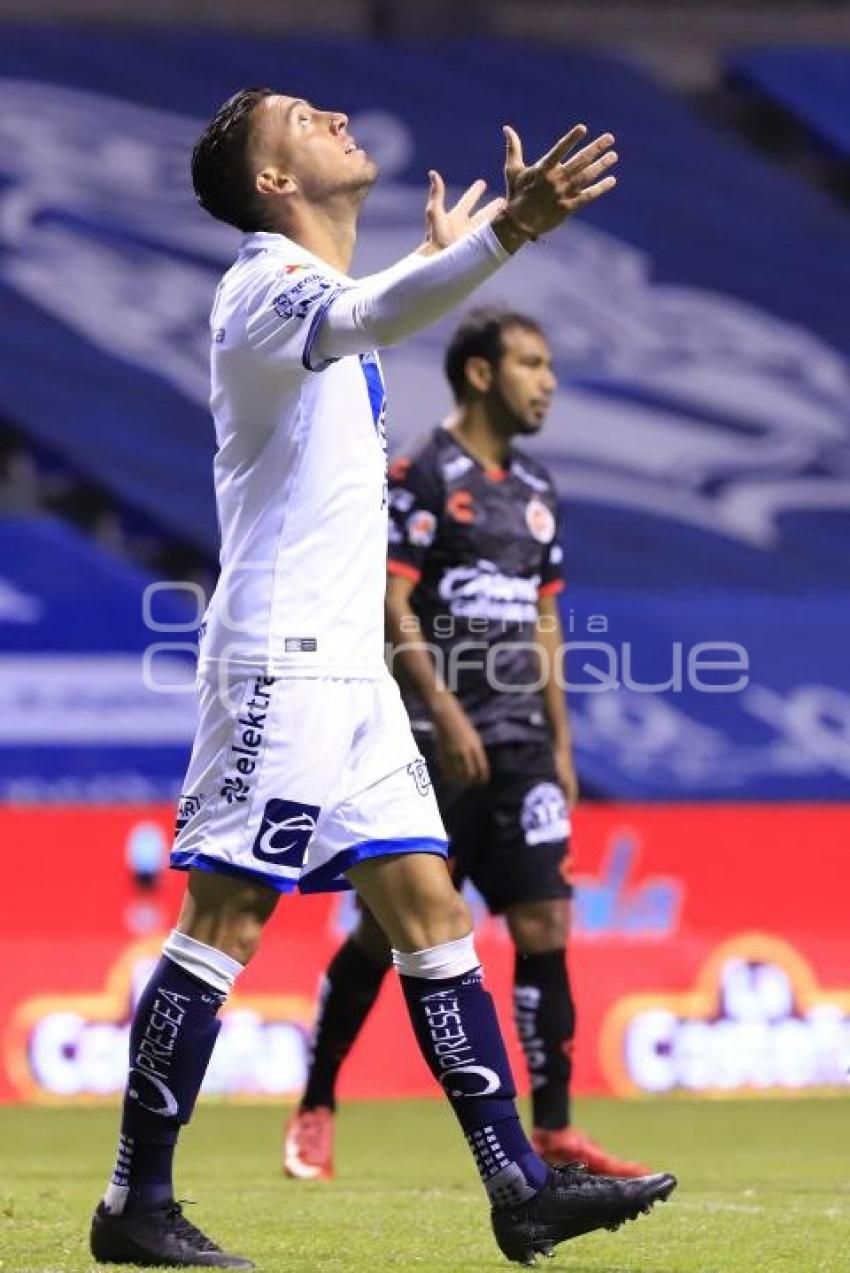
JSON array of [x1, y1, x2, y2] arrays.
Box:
[[2, 804, 847, 1105]]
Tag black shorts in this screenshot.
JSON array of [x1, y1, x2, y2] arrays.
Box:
[[416, 736, 573, 915]]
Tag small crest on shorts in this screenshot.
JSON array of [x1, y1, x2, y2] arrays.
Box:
[[407, 757, 433, 797], [520, 782, 570, 846], [175, 793, 203, 833]]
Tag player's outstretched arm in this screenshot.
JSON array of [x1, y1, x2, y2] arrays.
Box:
[[310, 124, 617, 362]]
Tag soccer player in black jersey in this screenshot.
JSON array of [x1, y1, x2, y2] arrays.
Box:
[[284, 307, 651, 1181]]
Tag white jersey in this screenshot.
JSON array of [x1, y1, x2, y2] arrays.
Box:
[[198, 232, 389, 680]]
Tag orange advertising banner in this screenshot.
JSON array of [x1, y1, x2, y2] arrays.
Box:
[[1, 804, 848, 1104]]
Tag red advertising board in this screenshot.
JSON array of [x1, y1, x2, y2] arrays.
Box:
[[1, 805, 848, 1104]]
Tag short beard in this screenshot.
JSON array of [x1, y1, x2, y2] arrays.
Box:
[[488, 384, 542, 438]]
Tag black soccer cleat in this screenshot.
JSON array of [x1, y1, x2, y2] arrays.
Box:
[[90, 1199, 255, 1268], [491, 1165, 677, 1265]]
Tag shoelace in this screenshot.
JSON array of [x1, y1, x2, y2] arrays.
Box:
[[551, 1163, 606, 1192], [163, 1200, 222, 1253]]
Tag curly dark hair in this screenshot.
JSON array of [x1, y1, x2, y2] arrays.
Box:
[[444, 307, 545, 403], [191, 87, 274, 232]]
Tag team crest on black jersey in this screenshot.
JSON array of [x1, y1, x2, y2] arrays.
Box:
[[525, 497, 556, 543], [407, 509, 437, 547]]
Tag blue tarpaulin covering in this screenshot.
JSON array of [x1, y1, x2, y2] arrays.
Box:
[[727, 46, 850, 161], [0, 28, 848, 799]]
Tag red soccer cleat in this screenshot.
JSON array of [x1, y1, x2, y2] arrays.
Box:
[[532, 1127, 651, 1178], [283, 1106, 335, 1180]]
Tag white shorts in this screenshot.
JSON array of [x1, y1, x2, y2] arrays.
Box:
[[171, 670, 448, 894]]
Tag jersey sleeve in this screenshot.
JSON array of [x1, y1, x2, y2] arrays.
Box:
[[386, 450, 443, 583], [244, 263, 345, 373], [539, 503, 566, 596]]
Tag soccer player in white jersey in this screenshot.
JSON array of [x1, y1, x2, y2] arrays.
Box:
[[89, 88, 676, 1269]]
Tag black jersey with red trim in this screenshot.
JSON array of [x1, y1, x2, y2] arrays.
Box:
[[387, 425, 565, 745]]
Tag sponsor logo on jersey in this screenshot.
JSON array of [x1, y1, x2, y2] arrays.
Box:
[[406, 508, 437, 548], [442, 453, 474, 482], [445, 490, 475, 524], [439, 560, 540, 623], [510, 459, 549, 493], [525, 497, 556, 544], [252, 797, 321, 868], [407, 756, 433, 796], [388, 486, 415, 514], [520, 782, 570, 846], [271, 273, 334, 322]]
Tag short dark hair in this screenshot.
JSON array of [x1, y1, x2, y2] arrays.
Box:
[[191, 87, 274, 232], [444, 308, 545, 403]]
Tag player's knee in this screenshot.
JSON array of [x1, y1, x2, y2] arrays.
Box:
[[444, 891, 474, 942], [177, 871, 279, 965], [417, 889, 472, 949], [507, 898, 569, 953], [220, 911, 268, 965], [388, 886, 472, 953]]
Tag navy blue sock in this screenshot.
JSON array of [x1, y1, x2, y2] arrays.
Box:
[[105, 955, 225, 1213], [400, 966, 549, 1207]]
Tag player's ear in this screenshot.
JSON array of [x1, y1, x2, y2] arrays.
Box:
[[256, 166, 297, 197], [464, 356, 493, 396]]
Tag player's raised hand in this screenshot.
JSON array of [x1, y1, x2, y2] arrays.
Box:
[[420, 171, 506, 255], [494, 123, 618, 249]]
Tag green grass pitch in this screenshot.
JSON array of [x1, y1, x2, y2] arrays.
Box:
[[1, 1097, 847, 1271]]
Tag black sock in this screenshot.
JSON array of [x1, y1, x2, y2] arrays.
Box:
[[105, 956, 225, 1213], [301, 936, 390, 1111], [513, 948, 575, 1131]]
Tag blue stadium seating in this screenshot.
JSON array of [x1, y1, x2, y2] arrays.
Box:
[[0, 514, 196, 799], [727, 46, 850, 161]]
